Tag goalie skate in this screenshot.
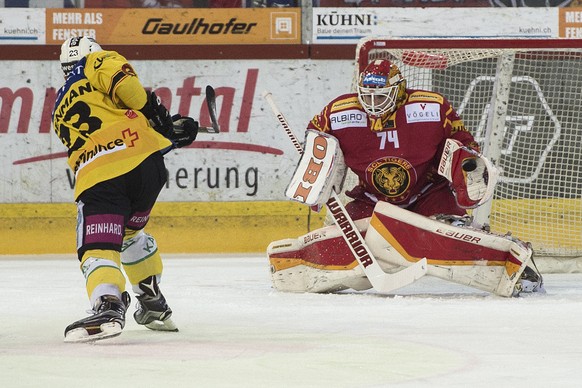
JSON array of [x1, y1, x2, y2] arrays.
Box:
[[513, 255, 545, 296], [64, 292, 130, 343]]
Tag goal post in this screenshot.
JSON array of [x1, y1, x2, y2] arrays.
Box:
[[352, 37, 582, 272]]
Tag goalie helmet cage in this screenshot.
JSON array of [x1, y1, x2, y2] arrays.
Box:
[[351, 37, 582, 271]]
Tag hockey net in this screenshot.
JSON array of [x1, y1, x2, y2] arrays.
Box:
[[351, 37, 582, 272]]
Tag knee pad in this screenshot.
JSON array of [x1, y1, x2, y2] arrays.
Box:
[[121, 229, 163, 288]]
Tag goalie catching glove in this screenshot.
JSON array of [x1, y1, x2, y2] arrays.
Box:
[[140, 90, 198, 149], [438, 138, 499, 208]]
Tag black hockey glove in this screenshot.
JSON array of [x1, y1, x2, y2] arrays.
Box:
[[139, 90, 173, 137], [169, 114, 198, 148]]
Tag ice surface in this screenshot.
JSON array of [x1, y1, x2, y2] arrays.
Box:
[[1, 254, 582, 388]]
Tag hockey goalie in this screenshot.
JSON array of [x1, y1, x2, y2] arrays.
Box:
[[267, 59, 544, 297]]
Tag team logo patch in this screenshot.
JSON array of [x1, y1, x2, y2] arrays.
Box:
[[94, 57, 104, 70], [68, 37, 82, 47], [121, 63, 136, 76], [329, 109, 367, 130], [366, 157, 416, 201], [125, 109, 138, 119], [122, 128, 139, 147], [405, 103, 441, 123]]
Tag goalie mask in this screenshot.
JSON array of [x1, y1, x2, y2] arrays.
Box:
[[60, 36, 102, 77], [357, 59, 407, 118]]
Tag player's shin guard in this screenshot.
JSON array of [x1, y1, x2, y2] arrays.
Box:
[[121, 229, 163, 287], [121, 230, 177, 331], [80, 249, 125, 305]]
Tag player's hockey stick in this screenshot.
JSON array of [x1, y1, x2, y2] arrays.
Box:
[[263, 91, 428, 293], [197, 85, 220, 134]]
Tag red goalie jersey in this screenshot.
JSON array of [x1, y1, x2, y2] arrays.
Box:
[[307, 89, 480, 218]]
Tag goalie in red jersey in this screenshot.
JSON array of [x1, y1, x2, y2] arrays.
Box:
[[268, 59, 544, 297], [309, 59, 483, 218]]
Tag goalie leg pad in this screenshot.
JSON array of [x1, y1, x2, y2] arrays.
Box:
[[269, 256, 371, 293], [365, 201, 533, 297], [267, 220, 374, 293]]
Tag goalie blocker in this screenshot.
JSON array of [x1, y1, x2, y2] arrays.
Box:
[[268, 201, 543, 297], [285, 129, 347, 208]]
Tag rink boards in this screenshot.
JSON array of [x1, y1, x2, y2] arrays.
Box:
[[0, 201, 324, 254]]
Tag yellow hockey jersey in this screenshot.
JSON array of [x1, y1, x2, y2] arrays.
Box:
[[52, 50, 172, 200]]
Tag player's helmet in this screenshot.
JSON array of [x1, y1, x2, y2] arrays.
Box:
[[357, 59, 407, 118], [60, 36, 102, 77]]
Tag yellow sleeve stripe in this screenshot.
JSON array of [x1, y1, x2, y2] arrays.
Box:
[[408, 91, 444, 104]]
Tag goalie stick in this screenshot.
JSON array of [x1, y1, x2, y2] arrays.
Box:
[[195, 85, 220, 134], [262, 91, 428, 293]]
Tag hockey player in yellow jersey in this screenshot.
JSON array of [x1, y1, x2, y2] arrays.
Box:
[[53, 37, 198, 342]]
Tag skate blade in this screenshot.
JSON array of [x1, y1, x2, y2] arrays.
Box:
[[64, 322, 123, 343], [145, 318, 178, 332]]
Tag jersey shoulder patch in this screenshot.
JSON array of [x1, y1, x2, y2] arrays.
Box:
[[85, 50, 129, 78], [86, 50, 112, 72], [327, 94, 367, 130], [408, 90, 444, 104]]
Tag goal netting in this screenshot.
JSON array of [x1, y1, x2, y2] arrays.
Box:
[[352, 37, 582, 272]]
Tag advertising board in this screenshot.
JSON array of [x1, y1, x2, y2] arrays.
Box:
[[312, 7, 558, 43], [46, 8, 301, 45], [0, 59, 353, 204], [0, 8, 45, 44]]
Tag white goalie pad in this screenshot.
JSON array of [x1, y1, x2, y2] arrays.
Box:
[[438, 138, 500, 208], [267, 218, 375, 293], [285, 130, 347, 207], [364, 201, 532, 297]]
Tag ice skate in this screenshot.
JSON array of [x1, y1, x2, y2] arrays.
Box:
[[64, 292, 130, 343], [134, 276, 178, 332], [513, 250, 545, 296], [514, 265, 545, 296]]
